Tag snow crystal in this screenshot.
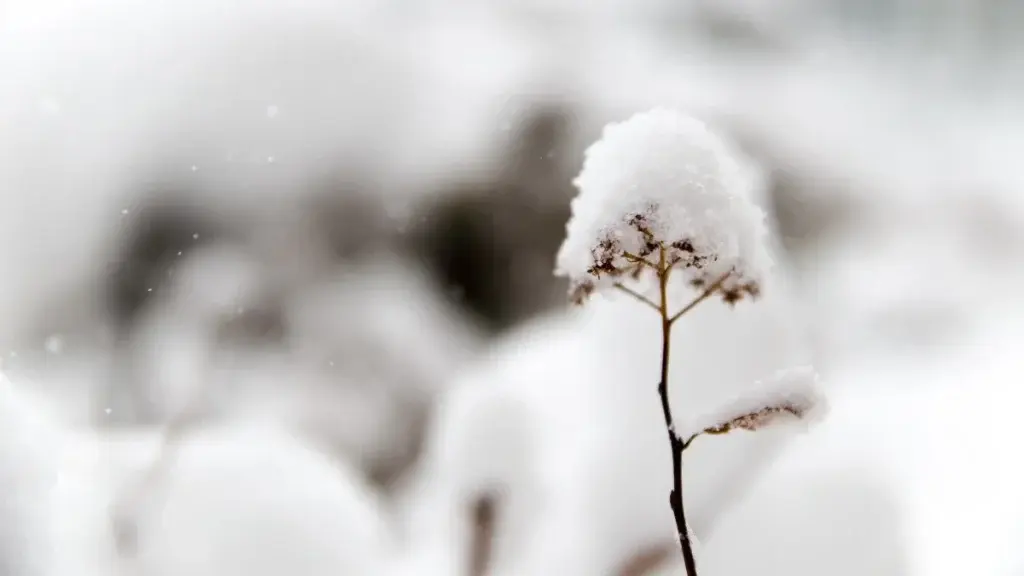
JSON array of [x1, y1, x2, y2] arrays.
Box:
[[44, 334, 64, 355], [680, 366, 825, 442], [555, 108, 771, 303]]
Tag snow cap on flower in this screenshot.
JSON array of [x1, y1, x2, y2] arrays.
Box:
[[555, 108, 772, 304]]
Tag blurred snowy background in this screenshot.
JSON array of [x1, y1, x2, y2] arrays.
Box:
[[2, 0, 1024, 575]]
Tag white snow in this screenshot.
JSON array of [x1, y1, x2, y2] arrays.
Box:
[[2, 0, 1024, 574], [556, 108, 772, 302], [680, 365, 825, 442], [44, 335, 65, 355], [0, 373, 59, 576], [673, 318, 1024, 576], [45, 419, 396, 576], [121, 423, 393, 576]]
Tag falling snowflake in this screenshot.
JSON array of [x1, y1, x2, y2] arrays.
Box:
[[44, 335, 65, 355]]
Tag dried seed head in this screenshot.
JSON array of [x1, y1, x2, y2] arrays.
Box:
[[555, 108, 772, 303]]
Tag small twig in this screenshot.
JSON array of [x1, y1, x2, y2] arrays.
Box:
[[668, 273, 731, 325], [614, 283, 660, 312], [623, 251, 658, 270]]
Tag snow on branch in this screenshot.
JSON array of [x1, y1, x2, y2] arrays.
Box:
[[682, 366, 826, 446]]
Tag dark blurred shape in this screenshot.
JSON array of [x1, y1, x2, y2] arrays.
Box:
[[215, 305, 287, 347], [410, 106, 575, 332], [101, 196, 223, 425], [366, 394, 432, 490], [305, 180, 395, 262], [106, 196, 221, 335], [727, 128, 858, 256], [768, 168, 857, 254], [688, 0, 792, 52], [615, 543, 673, 576], [469, 494, 498, 576]]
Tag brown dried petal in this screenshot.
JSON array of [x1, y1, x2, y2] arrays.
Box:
[[702, 402, 807, 436], [568, 280, 595, 305], [721, 289, 743, 305], [720, 280, 761, 306], [628, 262, 644, 280], [672, 239, 696, 254]]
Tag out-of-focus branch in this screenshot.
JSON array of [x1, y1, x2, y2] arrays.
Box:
[[110, 388, 208, 557], [468, 494, 499, 576], [615, 543, 674, 576]]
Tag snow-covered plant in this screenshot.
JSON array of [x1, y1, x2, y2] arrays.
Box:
[[556, 108, 824, 575]]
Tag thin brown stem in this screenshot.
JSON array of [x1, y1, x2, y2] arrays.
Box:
[[614, 283, 660, 312], [655, 244, 699, 576], [623, 251, 658, 270], [668, 273, 731, 325]]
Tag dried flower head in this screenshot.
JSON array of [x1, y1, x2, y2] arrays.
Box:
[[555, 108, 771, 304], [682, 366, 825, 443]]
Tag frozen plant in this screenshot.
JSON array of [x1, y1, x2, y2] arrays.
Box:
[[556, 108, 824, 575]]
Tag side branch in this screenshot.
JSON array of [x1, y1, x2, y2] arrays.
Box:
[[682, 434, 697, 450], [668, 273, 731, 325], [614, 283, 660, 312], [622, 251, 658, 270]]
